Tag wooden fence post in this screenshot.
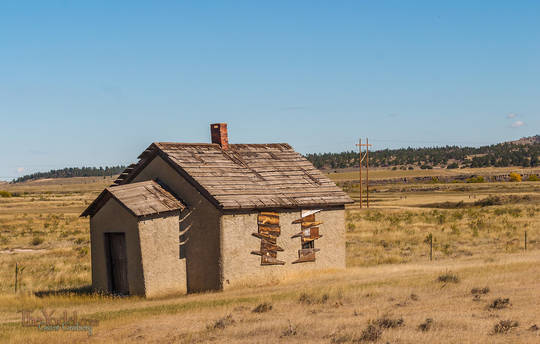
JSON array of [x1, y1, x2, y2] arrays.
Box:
[[424, 233, 433, 261]]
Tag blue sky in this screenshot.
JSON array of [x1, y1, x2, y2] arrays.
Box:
[[1, 1, 538, 180]]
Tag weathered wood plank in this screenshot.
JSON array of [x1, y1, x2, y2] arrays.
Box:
[[252, 232, 276, 243], [301, 235, 323, 243], [261, 241, 284, 252], [257, 214, 280, 225], [258, 225, 280, 236], [292, 214, 316, 224], [261, 255, 286, 265], [301, 221, 323, 229], [292, 253, 316, 264]]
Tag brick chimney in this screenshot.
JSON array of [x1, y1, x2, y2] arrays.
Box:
[[210, 123, 228, 150]]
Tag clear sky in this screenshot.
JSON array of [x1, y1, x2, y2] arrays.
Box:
[[1, 1, 538, 180]]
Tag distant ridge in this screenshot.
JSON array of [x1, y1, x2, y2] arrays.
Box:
[[306, 136, 540, 170], [12, 166, 126, 183], [509, 135, 540, 145]]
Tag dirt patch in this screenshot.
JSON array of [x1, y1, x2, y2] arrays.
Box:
[[0, 248, 47, 254]]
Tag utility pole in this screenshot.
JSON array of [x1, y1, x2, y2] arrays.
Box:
[[366, 138, 370, 208], [356, 138, 372, 208], [358, 138, 362, 208]]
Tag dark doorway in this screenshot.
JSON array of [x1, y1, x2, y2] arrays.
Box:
[[105, 233, 129, 295]]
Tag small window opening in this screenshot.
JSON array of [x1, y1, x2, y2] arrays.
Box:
[[302, 240, 314, 250]]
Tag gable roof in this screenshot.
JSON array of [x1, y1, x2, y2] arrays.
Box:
[[81, 180, 186, 217], [112, 142, 353, 210]]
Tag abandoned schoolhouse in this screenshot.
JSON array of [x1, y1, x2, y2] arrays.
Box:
[[81, 123, 353, 297]]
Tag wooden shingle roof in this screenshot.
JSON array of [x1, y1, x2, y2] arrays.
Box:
[[113, 142, 353, 210], [81, 180, 186, 217]]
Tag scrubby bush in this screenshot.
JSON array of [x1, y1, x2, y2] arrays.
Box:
[[31, 236, 44, 246], [466, 176, 485, 183], [252, 302, 272, 313], [0, 190, 12, 198], [281, 321, 297, 337], [207, 314, 235, 330], [493, 320, 518, 334], [359, 324, 382, 342], [373, 316, 404, 329], [471, 287, 490, 295], [298, 292, 329, 305], [438, 272, 459, 283], [526, 174, 539, 181], [489, 298, 510, 309], [509, 172, 522, 182], [75, 247, 89, 257], [465, 176, 486, 183], [418, 318, 433, 332]]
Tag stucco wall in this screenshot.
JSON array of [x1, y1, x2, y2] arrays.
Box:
[[90, 198, 145, 295], [138, 215, 187, 297], [220, 207, 346, 289], [131, 155, 222, 292]]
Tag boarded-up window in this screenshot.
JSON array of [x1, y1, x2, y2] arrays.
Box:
[[291, 210, 322, 263], [251, 212, 285, 265]]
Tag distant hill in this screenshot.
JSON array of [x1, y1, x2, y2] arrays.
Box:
[[305, 136, 540, 170], [509, 135, 540, 145], [12, 166, 126, 183]]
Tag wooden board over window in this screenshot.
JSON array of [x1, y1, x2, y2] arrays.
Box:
[[291, 210, 323, 264], [251, 212, 285, 265]]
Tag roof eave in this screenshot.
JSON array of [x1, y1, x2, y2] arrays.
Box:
[[220, 200, 353, 211]]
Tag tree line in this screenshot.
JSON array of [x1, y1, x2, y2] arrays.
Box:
[[12, 166, 127, 183], [11, 138, 540, 183], [305, 141, 540, 170]]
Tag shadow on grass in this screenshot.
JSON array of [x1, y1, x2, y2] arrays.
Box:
[[34, 285, 93, 298], [418, 194, 536, 209]]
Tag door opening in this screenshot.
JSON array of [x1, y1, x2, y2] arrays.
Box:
[[105, 233, 129, 295]]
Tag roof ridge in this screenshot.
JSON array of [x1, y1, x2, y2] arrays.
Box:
[[155, 142, 219, 146], [152, 142, 292, 146]]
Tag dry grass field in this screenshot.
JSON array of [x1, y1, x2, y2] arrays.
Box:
[[0, 170, 539, 343], [327, 166, 540, 181]]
